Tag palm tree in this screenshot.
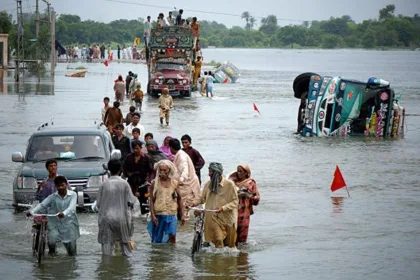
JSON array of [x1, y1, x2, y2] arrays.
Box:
[[241, 11, 250, 30], [249, 16, 256, 30]]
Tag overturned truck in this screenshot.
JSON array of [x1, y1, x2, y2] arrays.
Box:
[[294, 73, 405, 137]]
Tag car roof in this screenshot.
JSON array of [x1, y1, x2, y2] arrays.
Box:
[[31, 126, 108, 137]]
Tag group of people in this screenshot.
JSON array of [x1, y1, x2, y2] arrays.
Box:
[[143, 9, 200, 49], [28, 136, 260, 257], [27, 84, 260, 256]]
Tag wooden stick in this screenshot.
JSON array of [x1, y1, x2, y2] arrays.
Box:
[[345, 186, 351, 197]]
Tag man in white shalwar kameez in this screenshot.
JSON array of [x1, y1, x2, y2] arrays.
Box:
[[168, 138, 201, 219], [96, 159, 137, 256]]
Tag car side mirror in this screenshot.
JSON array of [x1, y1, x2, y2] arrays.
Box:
[[110, 149, 121, 160], [12, 152, 24, 162], [102, 163, 108, 171]]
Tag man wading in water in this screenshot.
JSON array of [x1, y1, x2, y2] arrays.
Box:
[[96, 159, 137, 256]]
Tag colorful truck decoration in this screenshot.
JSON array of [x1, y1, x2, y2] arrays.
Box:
[[294, 73, 405, 137], [147, 26, 194, 97]]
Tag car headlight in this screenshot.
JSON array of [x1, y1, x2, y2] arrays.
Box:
[[17, 176, 38, 189], [183, 79, 187, 84], [155, 79, 160, 84], [87, 175, 104, 188]]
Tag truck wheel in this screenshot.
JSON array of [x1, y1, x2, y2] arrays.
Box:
[[293, 72, 319, 99]]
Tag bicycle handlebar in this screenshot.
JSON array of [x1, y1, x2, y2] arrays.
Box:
[[188, 207, 218, 213], [31, 213, 58, 217], [12, 203, 33, 208]]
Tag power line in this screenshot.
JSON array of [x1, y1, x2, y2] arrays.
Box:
[[103, 0, 308, 22]]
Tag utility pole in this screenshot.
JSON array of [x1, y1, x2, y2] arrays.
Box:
[[50, 9, 56, 78], [15, 0, 24, 82], [35, 0, 39, 37]]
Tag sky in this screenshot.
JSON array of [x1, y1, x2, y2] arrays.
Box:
[[2, 0, 420, 27]]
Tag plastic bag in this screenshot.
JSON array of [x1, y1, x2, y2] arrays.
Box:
[[132, 199, 141, 218]]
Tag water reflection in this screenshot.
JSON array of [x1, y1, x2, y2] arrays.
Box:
[[96, 255, 133, 280], [331, 196, 345, 214], [0, 70, 7, 93], [34, 255, 78, 279], [193, 252, 255, 279], [145, 246, 186, 280]]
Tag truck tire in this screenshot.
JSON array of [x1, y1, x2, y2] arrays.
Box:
[[293, 72, 319, 99]]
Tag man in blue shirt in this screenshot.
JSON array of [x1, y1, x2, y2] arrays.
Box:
[[35, 159, 59, 202], [28, 176, 80, 256]]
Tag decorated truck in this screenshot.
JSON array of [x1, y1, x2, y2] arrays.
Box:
[[147, 26, 194, 97], [293, 72, 405, 137]]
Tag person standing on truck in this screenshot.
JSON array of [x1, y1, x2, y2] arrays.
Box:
[[175, 9, 183, 25], [157, 13, 167, 28], [144, 16, 152, 46], [158, 88, 173, 126], [191, 17, 200, 49], [166, 11, 175, 26]]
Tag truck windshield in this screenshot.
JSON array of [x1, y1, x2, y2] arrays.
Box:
[[26, 135, 106, 161], [157, 63, 185, 71]]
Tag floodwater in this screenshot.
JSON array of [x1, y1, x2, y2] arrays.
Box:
[[0, 49, 420, 280]]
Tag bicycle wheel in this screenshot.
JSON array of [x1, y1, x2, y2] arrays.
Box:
[[32, 231, 37, 256], [37, 224, 46, 264], [191, 231, 202, 255]]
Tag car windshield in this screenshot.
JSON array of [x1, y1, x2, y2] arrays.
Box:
[[26, 135, 106, 161], [157, 63, 185, 71]]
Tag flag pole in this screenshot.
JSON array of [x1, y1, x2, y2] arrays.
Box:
[[345, 186, 351, 197]]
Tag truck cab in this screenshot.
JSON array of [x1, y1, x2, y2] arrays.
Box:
[[147, 26, 194, 97]]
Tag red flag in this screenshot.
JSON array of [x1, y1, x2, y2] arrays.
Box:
[[104, 60, 109, 67], [223, 77, 229, 83], [253, 103, 261, 115], [331, 165, 347, 192]]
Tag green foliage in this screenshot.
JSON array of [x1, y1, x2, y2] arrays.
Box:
[[33, 5, 420, 50], [0, 11, 12, 33], [379, 5, 395, 21]]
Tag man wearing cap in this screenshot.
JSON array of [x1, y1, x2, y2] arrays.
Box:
[[123, 112, 145, 139], [189, 162, 239, 248]]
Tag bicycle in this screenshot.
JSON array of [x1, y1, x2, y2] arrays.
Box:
[[190, 207, 218, 255], [28, 212, 58, 265], [32, 215, 48, 264]]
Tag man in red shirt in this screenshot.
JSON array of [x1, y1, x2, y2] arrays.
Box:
[[181, 134, 205, 184]]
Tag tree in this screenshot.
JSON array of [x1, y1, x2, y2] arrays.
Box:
[[361, 28, 377, 48], [259, 15, 278, 35], [322, 34, 344, 48], [0, 11, 12, 34], [341, 15, 354, 23], [276, 25, 306, 46], [249, 16, 257, 30], [320, 17, 350, 36], [379, 4, 395, 21], [241, 11, 251, 30]]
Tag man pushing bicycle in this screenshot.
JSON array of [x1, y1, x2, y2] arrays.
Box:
[[27, 176, 80, 256]]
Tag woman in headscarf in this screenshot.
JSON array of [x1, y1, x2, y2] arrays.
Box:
[[147, 160, 185, 243], [229, 164, 260, 246], [160, 136, 175, 161], [146, 140, 168, 179]]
